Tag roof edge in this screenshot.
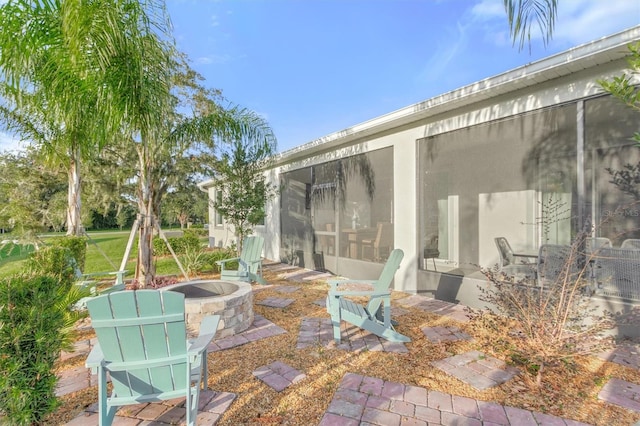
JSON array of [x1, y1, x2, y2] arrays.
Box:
[[275, 25, 640, 165]]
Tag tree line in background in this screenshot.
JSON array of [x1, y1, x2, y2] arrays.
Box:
[[0, 148, 208, 234]]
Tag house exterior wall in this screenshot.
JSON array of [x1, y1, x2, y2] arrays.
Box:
[[264, 27, 639, 285], [201, 185, 234, 248], [201, 27, 640, 336]]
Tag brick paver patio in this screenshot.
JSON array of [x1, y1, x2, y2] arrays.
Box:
[[598, 378, 640, 414], [253, 360, 306, 392], [296, 317, 409, 353], [65, 390, 236, 425], [319, 373, 591, 426], [421, 325, 474, 343], [432, 350, 520, 390], [256, 296, 295, 308], [207, 314, 287, 352], [58, 262, 640, 425]]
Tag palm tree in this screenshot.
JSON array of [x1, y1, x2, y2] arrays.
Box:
[[0, 0, 172, 236], [504, 0, 558, 51]]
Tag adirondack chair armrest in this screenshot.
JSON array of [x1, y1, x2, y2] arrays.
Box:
[[81, 270, 128, 286], [328, 289, 391, 298], [187, 315, 221, 358], [85, 342, 105, 373], [327, 279, 375, 287], [328, 280, 377, 294], [216, 257, 240, 272]]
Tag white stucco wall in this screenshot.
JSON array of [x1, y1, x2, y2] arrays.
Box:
[[203, 27, 640, 293]]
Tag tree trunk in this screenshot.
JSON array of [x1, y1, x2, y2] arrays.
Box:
[[178, 212, 188, 229], [137, 208, 154, 287], [66, 150, 83, 236], [135, 144, 156, 287]]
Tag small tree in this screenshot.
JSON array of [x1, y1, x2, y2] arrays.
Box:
[[212, 132, 277, 253]]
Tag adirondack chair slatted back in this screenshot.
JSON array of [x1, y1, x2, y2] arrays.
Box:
[[365, 248, 404, 315], [326, 248, 408, 343], [87, 290, 189, 398], [241, 236, 264, 274]]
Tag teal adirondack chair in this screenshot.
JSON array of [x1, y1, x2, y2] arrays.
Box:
[[326, 248, 410, 343], [216, 235, 266, 284], [73, 266, 128, 310], [85, 290, 220, 426]]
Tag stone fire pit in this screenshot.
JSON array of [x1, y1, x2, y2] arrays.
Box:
[[161, 280, 254, 338]]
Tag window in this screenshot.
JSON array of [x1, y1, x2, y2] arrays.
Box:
[[585, 95, 640, 245], [418, 103, 577, 274], [279, 147, 394, 268], [215, 190, 223, 226]]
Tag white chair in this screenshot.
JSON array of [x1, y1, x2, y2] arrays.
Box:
[[621, 239, 640, 250]]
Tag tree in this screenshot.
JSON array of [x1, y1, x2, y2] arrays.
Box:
[[211, 125, 278, 253], [1, 1, 108, 235], [112, 52, 277, 286], [598, 42, 640, 198], [162, 182, 208, 229], [0, 0, 172, 236], [0, 150, 67, 237], [504, 0, 558, 51]]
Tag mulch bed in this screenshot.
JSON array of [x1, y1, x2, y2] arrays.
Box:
[[46, 269, 640, 425]]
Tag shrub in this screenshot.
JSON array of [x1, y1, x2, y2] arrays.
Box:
[[50, 236, 87, 271], [0, 275, 69, 424], [153, 232, 202, 257], [24, 246, 76, 285], [476, 230, 614, 386], [180, 230, 202, 252], [203, 247, 238, 273], [182, 247, 208, 276], [153, 237, 171, 256]]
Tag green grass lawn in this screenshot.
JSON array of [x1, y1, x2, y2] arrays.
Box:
[[0, 241, 36, 276], [0, 230, 204, 280]]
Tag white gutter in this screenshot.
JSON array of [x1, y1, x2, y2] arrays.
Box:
[[274, 25, 640, 166], [197, 178, 216, 193]]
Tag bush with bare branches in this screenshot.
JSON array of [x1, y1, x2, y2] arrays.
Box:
[[476, 230, 615, 386]]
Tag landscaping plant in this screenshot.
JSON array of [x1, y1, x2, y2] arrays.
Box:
[[24, 245, 76, 283], [477, 230, 614, 386], [50, 235, 88, 272], [182, 246, 208, 276], [203, 247, 238, 273], [153, 230, 202, 256], [0, 275, 70, 424]]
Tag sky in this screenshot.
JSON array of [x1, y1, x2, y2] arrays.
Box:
[[1, 0, 640, 154]]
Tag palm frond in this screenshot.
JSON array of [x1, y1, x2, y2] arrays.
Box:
[[504, 0, 558, 52]]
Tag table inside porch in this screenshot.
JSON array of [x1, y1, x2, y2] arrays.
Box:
[[341, 227, 377, 259]]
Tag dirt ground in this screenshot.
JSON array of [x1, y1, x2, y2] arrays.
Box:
[[47, 269, 640, 425]]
